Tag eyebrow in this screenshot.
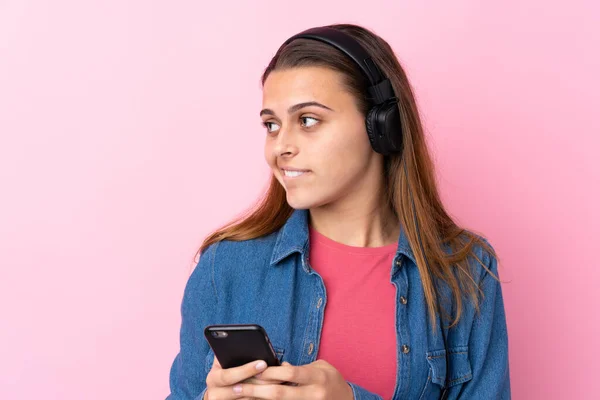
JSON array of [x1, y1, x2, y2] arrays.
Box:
[[259, 101, 334, 117]]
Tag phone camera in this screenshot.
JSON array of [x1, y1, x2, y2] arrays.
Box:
[[211, 331, 228, 338]]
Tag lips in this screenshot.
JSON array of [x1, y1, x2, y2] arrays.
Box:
[[281, 169, 311, 179], [280, 167, 310, 172]]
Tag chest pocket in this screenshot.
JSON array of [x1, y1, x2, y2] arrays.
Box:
[[418, 345, 473, 400], [204, 346, 286, 373]]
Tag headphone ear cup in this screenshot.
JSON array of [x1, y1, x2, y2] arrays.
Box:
[[366, 107, 384, 154], [367, 100, 403, 156]]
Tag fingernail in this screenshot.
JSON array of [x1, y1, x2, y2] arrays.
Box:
[[233, 384, 242, 394], [255, 360, 267, 370]]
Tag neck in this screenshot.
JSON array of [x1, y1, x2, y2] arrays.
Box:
[[308, 200, 400, 248]]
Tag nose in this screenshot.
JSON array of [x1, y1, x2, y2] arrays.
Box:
[[272, 125, 298, 157]]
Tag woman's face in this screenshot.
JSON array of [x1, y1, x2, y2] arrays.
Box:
[[261, 66, 382, 211]]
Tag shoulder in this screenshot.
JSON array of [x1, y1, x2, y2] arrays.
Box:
[[446, 231, 506, 329], [453, 229, 500, 285], [195, 229, 282, 280], [216, 231, 279, 264], [185, 230, 282, 302]]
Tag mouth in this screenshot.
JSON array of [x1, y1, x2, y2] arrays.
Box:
[[281, 169, 311, 179]]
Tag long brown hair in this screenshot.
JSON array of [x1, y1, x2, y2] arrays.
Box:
[[196, 24, 499, 329]]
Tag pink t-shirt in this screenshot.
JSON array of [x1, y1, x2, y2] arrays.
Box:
[[309, 226, 398, 400]]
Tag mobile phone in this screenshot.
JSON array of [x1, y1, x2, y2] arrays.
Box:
[[204, 324, 282, 369]]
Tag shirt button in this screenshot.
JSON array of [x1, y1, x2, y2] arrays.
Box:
[[400, 296, 407, 305], [395, 259, 402, 266], [316, 298, 323, 309], [402, 345, 410, 354], [308, 342, 314, 355]]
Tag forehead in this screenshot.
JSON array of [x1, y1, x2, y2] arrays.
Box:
[[262, 66, 349, 106]]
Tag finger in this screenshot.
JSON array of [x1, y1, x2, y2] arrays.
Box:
[[241, 376, 285, 385], [213, 360, 268, 387], [205, 385, 252, 400], [237, 383, 296, 400], [252, 364, 312, 385], [269, 362, 298, 386]]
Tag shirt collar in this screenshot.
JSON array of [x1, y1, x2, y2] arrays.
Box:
[[269, 208, 416, 266]]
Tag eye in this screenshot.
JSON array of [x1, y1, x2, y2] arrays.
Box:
[[300, 116, 319, 128], [262, 121, 280, 133]]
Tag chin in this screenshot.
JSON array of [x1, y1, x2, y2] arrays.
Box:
[[285, 191, 331, 210], [285, 196, 313, 210]]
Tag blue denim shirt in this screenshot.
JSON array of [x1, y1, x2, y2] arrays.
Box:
[[167, 209, 511, 399]]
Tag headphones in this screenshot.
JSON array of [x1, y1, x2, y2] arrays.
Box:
[[282, 26, 404, 157], [282, 26, 450, 400]]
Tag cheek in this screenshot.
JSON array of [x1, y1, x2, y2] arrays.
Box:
[[322, 134, 362, 167], [323, 138, 370, 181]]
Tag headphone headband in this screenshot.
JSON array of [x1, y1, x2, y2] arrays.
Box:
[[282, 27, 396, 105]]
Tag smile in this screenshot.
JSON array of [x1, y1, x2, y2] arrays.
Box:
[[282, 169, 310, 178]]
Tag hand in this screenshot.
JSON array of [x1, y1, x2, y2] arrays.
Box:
[[204, 356, 286, 400], [229, 359, 354, 400]]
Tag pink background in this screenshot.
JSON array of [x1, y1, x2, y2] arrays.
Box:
[[1, 1, 598, 399]]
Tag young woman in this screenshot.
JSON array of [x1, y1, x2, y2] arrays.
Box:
[[167, 24, 510, 400]]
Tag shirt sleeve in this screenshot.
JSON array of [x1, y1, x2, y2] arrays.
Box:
[[166, 243, 219, 400], [454, 248, 511, 399]]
